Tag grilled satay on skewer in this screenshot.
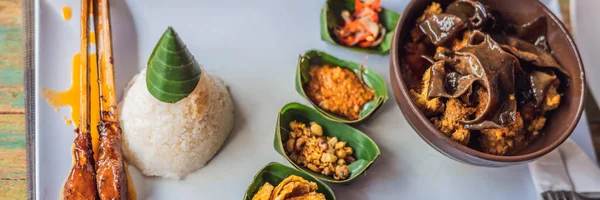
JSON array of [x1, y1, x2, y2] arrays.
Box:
[[93, 0, 129, 199], [62, 0, 132, 199], [62, 0, 100, 199]]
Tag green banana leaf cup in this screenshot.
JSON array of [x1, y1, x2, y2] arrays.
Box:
[[295, 50, 388, 123], [274, 102, 381, 183], [320, 0, 401, 54], [243, 162, 336, 200]]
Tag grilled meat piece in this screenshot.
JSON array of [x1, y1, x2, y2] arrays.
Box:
[[96, 112, 128, 200], [62, 129, 100, 200]]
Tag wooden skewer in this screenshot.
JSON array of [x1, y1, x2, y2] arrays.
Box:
[[63, 0, 132, 198], [95, 0, 117, 116], [94, 1, 131, 199], [79, 0, 90, 133], [61, 0, 100, 199]]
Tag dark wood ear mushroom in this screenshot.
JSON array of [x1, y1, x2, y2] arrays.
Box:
[[394, 0, 583, 160], [426, 31, 520, 130], [419, 13, 467, 46], [408, 1, 570, 132], [509, 16, 549, 50], [446, 0, 488, 29]]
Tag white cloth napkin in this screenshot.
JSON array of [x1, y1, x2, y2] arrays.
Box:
[[528, 139, 600, 199]]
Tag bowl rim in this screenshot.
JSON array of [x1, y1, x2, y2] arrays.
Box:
[[389, 0, 586, 163]]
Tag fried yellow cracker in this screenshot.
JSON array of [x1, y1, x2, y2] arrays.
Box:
[[252, 182, 274, 200]]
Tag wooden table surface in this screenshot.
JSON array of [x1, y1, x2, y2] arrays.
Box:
[[0, 0, 26, 199], [0, 0, 596, 199]]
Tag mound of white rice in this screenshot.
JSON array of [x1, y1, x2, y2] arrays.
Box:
[[118, 68, 234, 179]]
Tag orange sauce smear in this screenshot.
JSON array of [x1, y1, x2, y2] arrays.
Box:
[[41, 53, 101, 155], [62, 6, 72, 21]]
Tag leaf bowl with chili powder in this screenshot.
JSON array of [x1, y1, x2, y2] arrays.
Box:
[[296, 50, 388, 123]]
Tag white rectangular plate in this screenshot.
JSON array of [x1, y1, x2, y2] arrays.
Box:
[[35, 0, 596, 199]]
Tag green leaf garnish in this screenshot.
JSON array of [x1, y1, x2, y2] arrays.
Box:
[[243, 162, 336, 200], [295, 50, 388, 123], [320, 0, 401, 54], [274, 103, 381, 183], [146, 27, 202, 103]]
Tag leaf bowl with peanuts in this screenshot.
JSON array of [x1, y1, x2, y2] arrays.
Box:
[[274, 102, 380, 183]]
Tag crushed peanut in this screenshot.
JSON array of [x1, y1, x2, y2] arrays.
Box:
[[285, 121, 356, 180]]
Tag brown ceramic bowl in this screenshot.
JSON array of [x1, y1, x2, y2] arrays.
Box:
[[390, 0, 586, 167]]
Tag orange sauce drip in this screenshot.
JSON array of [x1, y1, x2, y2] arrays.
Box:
[[41, 53, 101, 156], [89, 32, 96, 44], [61, 116, 73, 125], [62, 6, 72, 21]]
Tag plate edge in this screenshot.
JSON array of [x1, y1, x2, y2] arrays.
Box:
[[23, 0, 36, 199]]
